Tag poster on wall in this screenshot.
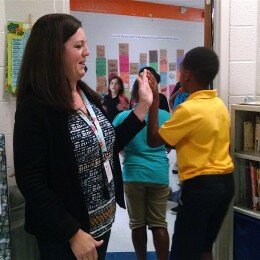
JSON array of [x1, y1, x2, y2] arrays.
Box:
[[139, 53, 147, 70], [96, 76, 107, 97], [149, 50, 158, 72], [5, 21, 30, 94], [96, 58, 106, 77], [169, 62, 176, 72], [160, 49, 168, 72], [130, 63, 139, 75], [96, 45, 105, 58], [107, 59, 118, 79], [119, 43, 130, 88]]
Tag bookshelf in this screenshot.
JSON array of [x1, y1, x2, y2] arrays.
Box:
[[231, 104, 260, 259]]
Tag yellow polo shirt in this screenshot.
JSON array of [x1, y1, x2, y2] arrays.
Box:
[[159, 90, 234, 182]]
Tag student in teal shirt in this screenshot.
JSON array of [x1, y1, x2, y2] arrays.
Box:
[[113, 76, 170, 260]]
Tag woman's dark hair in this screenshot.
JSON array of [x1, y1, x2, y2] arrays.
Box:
[[108, 75, 124, 96], [16, 13, 100, 110], [182, 47, 219, 88]]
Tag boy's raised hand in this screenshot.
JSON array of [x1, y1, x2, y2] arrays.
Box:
[[147, 71, 159, 102]]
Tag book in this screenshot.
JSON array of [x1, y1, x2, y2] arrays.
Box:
[[255, 116, 260, 152], [244, 121, 254, 151]]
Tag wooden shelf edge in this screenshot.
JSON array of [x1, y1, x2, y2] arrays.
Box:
[[234, 206, 260, 220]]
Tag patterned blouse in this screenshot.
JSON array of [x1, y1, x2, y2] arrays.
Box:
[[68, 101, 116, 238]]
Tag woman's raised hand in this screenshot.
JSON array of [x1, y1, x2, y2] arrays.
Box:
[[137, 69, 153, 108]]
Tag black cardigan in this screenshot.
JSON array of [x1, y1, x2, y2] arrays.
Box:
[[13, 86, 145, 243]]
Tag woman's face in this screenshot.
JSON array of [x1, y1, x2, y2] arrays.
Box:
[[63, 27, 89, 87], [109, 79, 121, 95]]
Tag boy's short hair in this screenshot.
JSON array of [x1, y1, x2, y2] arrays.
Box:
[[182, 47, 219, 87]]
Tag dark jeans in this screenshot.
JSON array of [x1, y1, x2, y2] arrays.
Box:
[[170, 173, 234, 260], [37, 230, 111, 260]]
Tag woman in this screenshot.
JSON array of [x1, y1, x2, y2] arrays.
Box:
[[102, 75, 129, 121], [13, 14, 152, 260]]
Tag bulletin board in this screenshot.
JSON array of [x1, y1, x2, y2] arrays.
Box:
[[72, 11, 204, 99]]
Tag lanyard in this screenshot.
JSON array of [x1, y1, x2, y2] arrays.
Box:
[[78, 90, 107, 153]]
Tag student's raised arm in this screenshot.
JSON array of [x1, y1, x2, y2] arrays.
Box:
[[147, 71, 167, 147]]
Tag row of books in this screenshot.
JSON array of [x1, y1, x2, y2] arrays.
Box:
[[240, 161, 260, 211], [244, 115, 260, 152]]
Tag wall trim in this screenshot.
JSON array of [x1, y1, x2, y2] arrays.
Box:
[[70, 0, 204, 22]]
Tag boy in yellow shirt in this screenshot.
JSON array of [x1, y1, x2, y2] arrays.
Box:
[[147, 47, 234, 260]]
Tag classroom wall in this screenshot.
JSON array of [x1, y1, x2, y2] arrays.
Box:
[[72, 11, 204, 97], [0, 0, 70, 185]]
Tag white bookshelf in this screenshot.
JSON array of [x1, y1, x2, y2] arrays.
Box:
[[231, 104, 260, 219], [230, 104, 260, 259]]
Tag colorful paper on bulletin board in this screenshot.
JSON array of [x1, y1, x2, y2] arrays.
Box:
[[108, 59, 118, 78], [160, 49, 168, 72], [130, 75, 138, 93], [119, 43, 129, 56], [119, 55, 129, 73], [120, 72, 129, 84], [140, 53, 147, 65], [96, 76, 107, 96], [139, 64, 146, 70], [130, 63, 139, 75], [149, 62, 158, 72], [96, 45, 105, 58], [160, 72, 167, 86], [160, 85, 168, 99], [169, 62, 176, 71], [168, 71, 176, 95], [96, 58, 106, 76], [177, 49, 184, 69], [168, 71, 176, 86], [5, 21, 30, 94], [149, 50, 158, 63]]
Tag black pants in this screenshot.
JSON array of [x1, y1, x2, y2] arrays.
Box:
[[37, 230, 111, 260], [170, 173, 234, 260]]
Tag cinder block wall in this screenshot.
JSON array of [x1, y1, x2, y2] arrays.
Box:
[[228, 0, 258, 104]]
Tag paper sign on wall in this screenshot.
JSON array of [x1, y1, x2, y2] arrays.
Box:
[[96, 76, 107, 96], [107, 59, 118, 78], [5, 21, 30, 94], [149, 50, 158, 63], [119, 43, 129, 56], [96, 58, 106, 76], [169, 62, 176, 71], [119, 55, 129, 73], [160, 49, 168, 72], [130, 63, 139, 75], [96, 45, 105, 58], [160, 72, 168, 86]]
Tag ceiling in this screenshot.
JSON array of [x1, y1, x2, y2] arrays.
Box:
[[134, 0, 205, 8]]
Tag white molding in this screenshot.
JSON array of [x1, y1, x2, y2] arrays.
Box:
[[213, 0, 230, 108]]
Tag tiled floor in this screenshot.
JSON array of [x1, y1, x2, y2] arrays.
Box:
[[107, 150, 178, 256]]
